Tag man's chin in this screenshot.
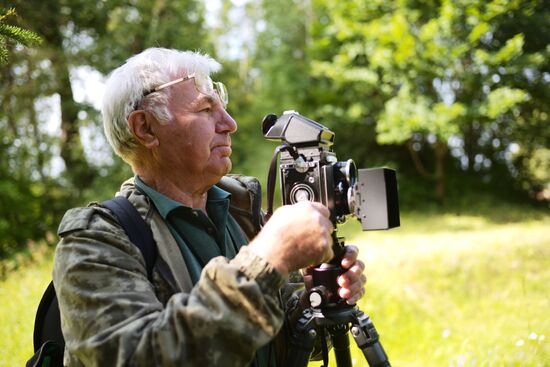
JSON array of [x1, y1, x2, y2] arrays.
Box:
[[216, 159, 232, 177], [224, 160, 232, 175]]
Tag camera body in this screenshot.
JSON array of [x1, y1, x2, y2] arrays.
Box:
[[263, 111, 400, 230], [279, 147, 354, 223]]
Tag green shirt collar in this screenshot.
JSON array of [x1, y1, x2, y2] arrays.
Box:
[[134, 175, 247, 285], [134, 175, 231, 219]]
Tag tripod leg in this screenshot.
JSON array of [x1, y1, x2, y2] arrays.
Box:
[[329, 324, 353, 367], [350, 310, 390, 367], [285, 310, 319, 367]]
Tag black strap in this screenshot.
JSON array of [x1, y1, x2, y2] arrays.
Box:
[[26, 340, 63, 367], [266, 145, 284, 220], [32, 282, 63, 353], [102, 196, 156, 279]]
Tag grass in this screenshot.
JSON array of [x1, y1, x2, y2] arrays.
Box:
[[0, 243, 53, 367], [312, 205, 550, 367], [1, 204, 548, 367]]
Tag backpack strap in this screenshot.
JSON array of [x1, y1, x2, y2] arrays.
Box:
[[26, 340, 63, 367], [32, 281, 64, 355], [29, 196, 156, 365], [102, 196, 157, 279]]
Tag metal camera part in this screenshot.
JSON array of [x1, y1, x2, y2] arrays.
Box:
[[264, 111, 335, 147], [262, 111, 400, 231]]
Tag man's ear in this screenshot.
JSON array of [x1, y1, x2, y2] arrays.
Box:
[[128, 110, 159, 149]]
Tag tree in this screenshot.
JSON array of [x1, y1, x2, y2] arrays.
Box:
[[307, 0, 549, 203]]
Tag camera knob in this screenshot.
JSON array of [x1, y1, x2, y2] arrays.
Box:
[[309, 286, 327, 308]]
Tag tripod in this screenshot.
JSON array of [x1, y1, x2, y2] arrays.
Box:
[[285, 239, 391, 367]]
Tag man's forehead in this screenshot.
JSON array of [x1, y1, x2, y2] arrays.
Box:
[[169, 76, 214, 107], [170, 79, 199, 102]]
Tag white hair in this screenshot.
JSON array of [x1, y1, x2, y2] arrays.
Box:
[[101, 47, 221, 164]]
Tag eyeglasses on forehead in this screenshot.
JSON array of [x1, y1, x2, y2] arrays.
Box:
[[139, 73, 228, 109]]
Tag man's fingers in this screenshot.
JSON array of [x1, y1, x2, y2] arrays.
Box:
[[341, 245, 359, 269], [339, 262, 365, 285], [309, 201, 331, 218], [345, 288, 365, 305]]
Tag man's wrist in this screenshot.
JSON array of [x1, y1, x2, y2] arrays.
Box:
[[246, 239, 290, 277], [233, 246, 286, 293]]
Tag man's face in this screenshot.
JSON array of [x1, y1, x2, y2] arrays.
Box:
[[151, 75, 237, 187]]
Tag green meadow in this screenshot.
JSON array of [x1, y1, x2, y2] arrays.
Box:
[[314, 206, 550, 366], [1, 206, 549, 367]]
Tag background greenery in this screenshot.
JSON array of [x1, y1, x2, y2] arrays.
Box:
[[0, 0, 549, 366]]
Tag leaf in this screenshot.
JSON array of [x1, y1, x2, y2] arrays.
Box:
[[481, 87, 529, 118], [494, 34, 524, 63], [468, 22, 490, 43]]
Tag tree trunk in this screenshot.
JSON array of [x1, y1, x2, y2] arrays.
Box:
[[54, 52, 96, 188], [434, 141, 448, 204], [407, 138, 448, 204], [45, 13, 96, 190]]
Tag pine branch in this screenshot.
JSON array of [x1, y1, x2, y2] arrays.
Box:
[[0, 23, 42, 46], [0, 7, 16, 22], [0, 7, 42, 65]]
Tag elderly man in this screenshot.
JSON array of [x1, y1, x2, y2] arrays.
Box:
[[53, 47, 366, 366]]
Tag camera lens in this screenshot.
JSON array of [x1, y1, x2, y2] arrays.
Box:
[[290, 184, 315, 204], [333, 159, 357, 219], [343, 159, 357, 185]]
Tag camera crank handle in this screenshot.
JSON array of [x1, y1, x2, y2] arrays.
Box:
[[329, 232, 346, 266]]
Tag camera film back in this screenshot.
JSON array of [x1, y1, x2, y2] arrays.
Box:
[[355, 168, 400, 230]]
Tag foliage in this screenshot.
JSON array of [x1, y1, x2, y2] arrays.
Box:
[[305, 0, 550, 202], [0, 7, 41, 64]]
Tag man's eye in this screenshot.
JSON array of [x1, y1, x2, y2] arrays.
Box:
[[199, 107, 212, 113]]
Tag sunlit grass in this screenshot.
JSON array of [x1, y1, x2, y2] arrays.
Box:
[[1, 207, 548, 367], [311, 209, 550, 366], [0, 244, 53, 367]]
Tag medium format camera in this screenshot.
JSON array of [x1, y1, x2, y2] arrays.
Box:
[[262, 111, 400, 230]]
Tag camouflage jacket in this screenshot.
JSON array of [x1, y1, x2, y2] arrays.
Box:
[[53, 176, 305, 367]]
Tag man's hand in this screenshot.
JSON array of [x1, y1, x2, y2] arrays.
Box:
[[248, 201, 334, 277], [337, 245, 367, 305]]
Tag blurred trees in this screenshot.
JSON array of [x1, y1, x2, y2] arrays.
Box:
[[227, 0, 549, 204], [0, 6, 46, 258], [8, 0, 210, 189], [305, 0, 550, 203]]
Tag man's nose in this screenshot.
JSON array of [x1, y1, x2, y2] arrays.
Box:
[[217, 108, 238, 133]]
